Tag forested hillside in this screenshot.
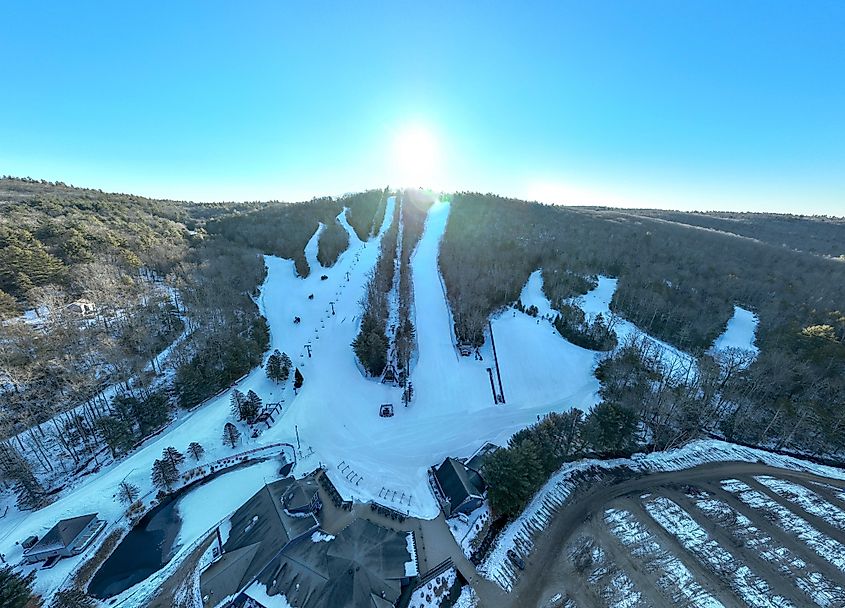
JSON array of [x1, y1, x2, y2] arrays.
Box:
[[0, 178, 386, 507], [440, 193, 845, 457], [620, 208, 845, 258]]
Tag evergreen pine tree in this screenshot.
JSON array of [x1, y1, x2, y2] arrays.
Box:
[[187, 441, 205, 461], [0, 566, 36, 608], [162, 446, 185, 469], [223, 422, 241, 448], [244, 390, 262, 421], [116, 481, 140, 505], [151, 458, 179, 491], [230, 389, 246, 419], [266, 349, 282, 382], [294, 367, 304, 390], [279, 352, 292, 381]]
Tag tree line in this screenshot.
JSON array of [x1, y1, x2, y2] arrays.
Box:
[[440, 192, 845, 458]]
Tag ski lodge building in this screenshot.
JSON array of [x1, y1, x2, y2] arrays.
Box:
[[200, 474, 418, 608]]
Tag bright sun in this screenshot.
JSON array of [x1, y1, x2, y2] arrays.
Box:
[[392, 124, 440, 187]]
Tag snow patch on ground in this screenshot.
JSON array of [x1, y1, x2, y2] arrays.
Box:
[[604, 508, 723, 608], [690, 493, 845, 607], [408, 567, 456, 608], [452, 585, 479, 608], [721, 479, 845, 573], [447, 503, 490, 559], [754, 475, 845, 531], [712, 305, 758, 353], [405, 531, 419, 577]]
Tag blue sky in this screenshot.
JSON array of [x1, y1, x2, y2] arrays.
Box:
[[1, 1, 843, 214]]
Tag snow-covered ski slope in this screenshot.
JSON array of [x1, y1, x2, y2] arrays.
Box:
[[1, 195, 761, 599], [711, 305, 759, 357], [285, 199, 602, 517]]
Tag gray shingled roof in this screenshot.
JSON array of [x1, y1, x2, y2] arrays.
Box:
[[200, 478, 318, 607], [281, 476, 319, 512], [25, 514, 97, 555], [255, 519, 414, 608], [434, 458, 484, 508]]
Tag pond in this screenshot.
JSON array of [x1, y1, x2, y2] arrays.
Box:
[[88, 457, 287, 599], [87, 492, 181, 599]]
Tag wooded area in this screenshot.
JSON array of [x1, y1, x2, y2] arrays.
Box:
[[441, 193, 845, 459], [0, 178, 385, 508]]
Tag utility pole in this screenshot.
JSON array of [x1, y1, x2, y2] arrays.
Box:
[[330, 301, 335, 315], [305, 343, 312, 358]]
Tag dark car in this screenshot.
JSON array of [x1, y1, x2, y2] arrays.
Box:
[[507, 549, 525, 570]]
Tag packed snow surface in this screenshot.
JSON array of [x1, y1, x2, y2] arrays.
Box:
[[573, 275, 697, 376], [712, 305, 759, 356]]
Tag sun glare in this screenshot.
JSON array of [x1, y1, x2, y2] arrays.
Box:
[[392, 124, 440, 187]]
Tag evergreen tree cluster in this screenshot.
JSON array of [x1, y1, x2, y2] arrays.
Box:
[[230, 389, 262, 422], [352, 197, 400, 376], [317, 217, 350, 267], [95, 391, 171, 457], [343, 188, 389, 240], [265, 349, 291, 383], [483, 404, 637, 518], [0, 566, 37, 608], [551, 305, 617, 351], [150, 445, 185, 491]]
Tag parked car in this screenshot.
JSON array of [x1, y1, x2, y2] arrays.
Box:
[[507, 549, 525, 570]]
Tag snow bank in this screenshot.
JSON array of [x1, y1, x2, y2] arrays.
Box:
[[310, 531, 334, 543], [452, 585, 479, 608], [405, 531, 419, 577]]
